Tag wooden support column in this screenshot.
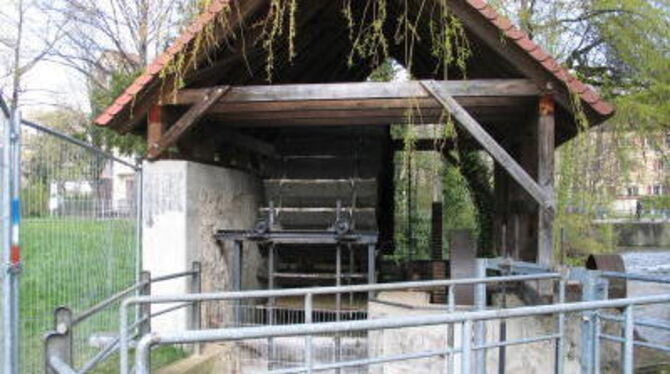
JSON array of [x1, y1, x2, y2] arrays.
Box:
[[147, 105, 168, 155], [537, 95, 556, 267]]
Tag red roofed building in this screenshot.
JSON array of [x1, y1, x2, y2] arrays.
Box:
[[92, 0, 614, 311]]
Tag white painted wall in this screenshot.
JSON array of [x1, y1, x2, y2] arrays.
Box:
[[142, 160, 263, 333]]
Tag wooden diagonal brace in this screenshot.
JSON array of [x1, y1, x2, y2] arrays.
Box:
[[147, 86, 230, 159], [421, 80, 554, 210]]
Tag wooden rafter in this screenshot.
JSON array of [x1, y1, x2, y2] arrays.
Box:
[[147, 86, 230, 160], [421, 80, 553, 210]]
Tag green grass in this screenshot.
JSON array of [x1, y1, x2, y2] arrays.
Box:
[[17, 218, 186, 373]]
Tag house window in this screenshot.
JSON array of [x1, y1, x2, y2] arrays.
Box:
[[627, 186, 639, 196], [653, 185, 664, 196]]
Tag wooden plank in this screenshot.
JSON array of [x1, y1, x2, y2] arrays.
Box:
[[169, 79, 539, 105], [147, 105, 168, 152], [421, 80, 552, 209], [537, 95, 556, 267], [147, 86, 229, 159]]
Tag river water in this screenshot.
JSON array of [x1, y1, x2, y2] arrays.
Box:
[[620, 250, 670, 344]]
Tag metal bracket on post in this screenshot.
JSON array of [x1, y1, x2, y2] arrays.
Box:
[[139, 271, 151, 338], [190, 262, 202, 355], [45, 307, 73, 374]]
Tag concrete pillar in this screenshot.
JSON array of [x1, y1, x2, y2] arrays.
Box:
[[142, 160, 262, 332]]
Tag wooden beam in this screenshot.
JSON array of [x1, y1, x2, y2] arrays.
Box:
[[147, 105, 168, 153], [421, 80, 552, 209], [537, 95, 556, 267], [147, 86, 229, 159], [168, 79, 539, 105]]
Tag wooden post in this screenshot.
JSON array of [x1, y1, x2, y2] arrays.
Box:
[[537, 95, 555, 267], [147, 105, 167, 157]]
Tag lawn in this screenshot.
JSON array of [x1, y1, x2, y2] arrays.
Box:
[[18, 218, 185, 373]]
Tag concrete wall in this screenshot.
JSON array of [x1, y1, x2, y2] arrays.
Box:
[[368, 291, 584, 374], [143, 160, 263, 333], [612, 222, 670, 248]]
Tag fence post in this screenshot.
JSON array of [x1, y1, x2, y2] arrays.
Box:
[[304, 293, 313, 374], [461, 319, 473, 374], [622, 306, 634, 374], [474, 259, 487, 374], [3, 109, 22, 374], [139, 271, 151, 337], [45, 307, 72, 374], [190, 261, 202, 354], [233, 240, 243, 325], [580, 270, 607, 374]]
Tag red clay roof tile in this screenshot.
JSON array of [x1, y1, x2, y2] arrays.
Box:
[[466, 0, 488, 11]]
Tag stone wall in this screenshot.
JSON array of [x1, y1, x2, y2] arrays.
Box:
[[612, 222, 670, 248], [143, 160, 263, 333]]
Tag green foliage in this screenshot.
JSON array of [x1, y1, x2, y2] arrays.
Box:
[[89, 70, 145, 155], [557, 213, 616, 259]]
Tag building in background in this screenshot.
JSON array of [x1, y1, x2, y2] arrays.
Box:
[[612, 132, 669, 218]]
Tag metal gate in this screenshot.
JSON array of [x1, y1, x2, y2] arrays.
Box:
[[0, 99, 142, 374]]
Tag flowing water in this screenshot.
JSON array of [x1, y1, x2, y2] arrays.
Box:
[[621, 250, 670, 344]]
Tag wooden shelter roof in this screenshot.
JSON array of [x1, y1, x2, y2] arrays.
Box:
[[94, 0, 614, 134]]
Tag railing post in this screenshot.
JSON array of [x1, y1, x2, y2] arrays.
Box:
[[593, 311, 601, 374], [335, 244, 342, 374], [367, 243, 376, 299], [190, 261, 202, 354], [555, 278, 566, 374], [304, 293, 313, 374], [45, 307, 72, 374], [139, 271, 151, 337], [580, 271, 596, 374], [446, 285, 455, 374], [474, 259, 487, 374], [622, 306, 634, 374], [461, 319, 473, 374], [233, 240, 243, 325], [580, 270, 607, 374]]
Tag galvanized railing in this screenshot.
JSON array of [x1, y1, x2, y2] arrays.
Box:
[[113, 267, 561, 374], [44, 263, 201, 374], [132, 292, 670, 374], [44, 258, 670, 374]]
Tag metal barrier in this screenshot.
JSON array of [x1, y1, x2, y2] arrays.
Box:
[[115, 271, 561, 374], [133, 292, 670, 374], [44, 264, 201, 374], [39, 259, 670, 374], [0, 98, 148, 374]]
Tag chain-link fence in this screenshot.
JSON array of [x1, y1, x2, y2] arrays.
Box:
[[13, 112, 141, 373]]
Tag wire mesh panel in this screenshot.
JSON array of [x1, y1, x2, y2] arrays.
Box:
[[18, 121, 140, 373]]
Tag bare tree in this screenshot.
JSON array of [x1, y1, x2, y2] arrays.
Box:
[[43, 0, 192, 90], [0, 0, 65, 111]]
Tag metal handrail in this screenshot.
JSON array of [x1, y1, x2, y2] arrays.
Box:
[[118, 272, 561, 374], [72, 281, 150, 325], [134, 293, 670, 374], [46, 268, 200, 374]]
